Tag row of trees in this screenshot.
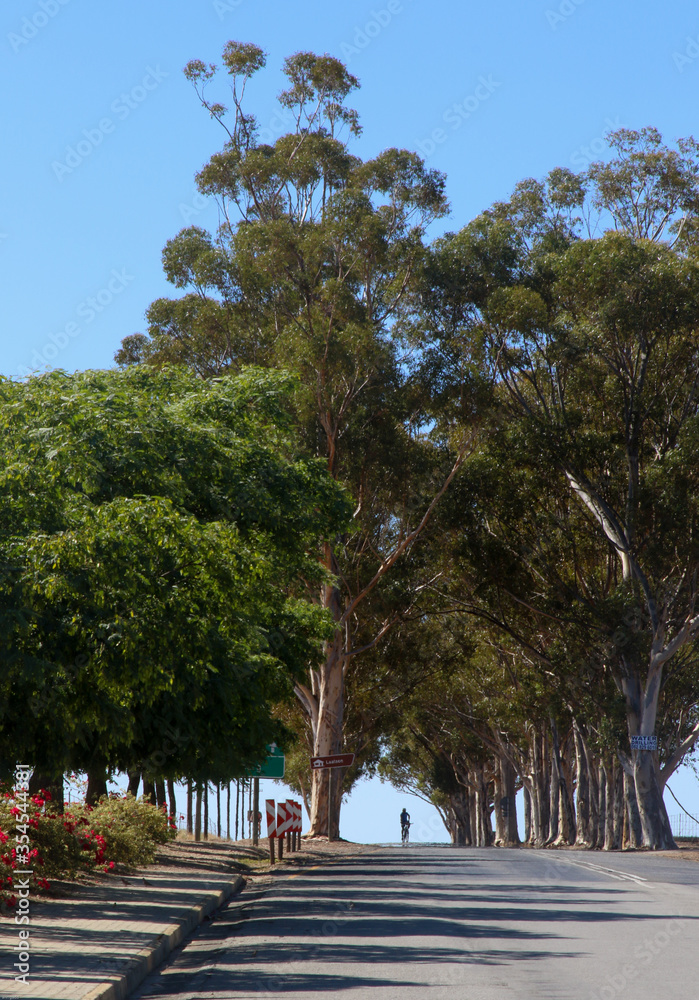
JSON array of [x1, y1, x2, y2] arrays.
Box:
[[380, 130, 699, 849], [118, 42, 699, 849]]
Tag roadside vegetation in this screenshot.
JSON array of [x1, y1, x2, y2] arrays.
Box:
[[0, 790, 173, 907]]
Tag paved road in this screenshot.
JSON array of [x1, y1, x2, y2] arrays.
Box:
[[130, 846, 699, 999]]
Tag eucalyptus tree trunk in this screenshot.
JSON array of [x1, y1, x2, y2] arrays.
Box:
[[602, 757, 623, 851], [548, 749, 560, 845], [550, 721, 575, 845], [623, 769, 643, 848], [524, 729, 550, 846], [493, 765, 504, 845], [538, 731, 551, 843], [496, 756, 519, 846], [523, 786, 531, 844], [597, 762, 607, 849], [305, 570, 345, 837], [573, 723, 593, 847], [448, 788, 472, 845], [296, 451, 470, 838], [622, 670, 676, 848], [584, 740, 600, 848], [611, 759, 624, 848], [563, 476, 682, 848], [474, 765, 493, 846]]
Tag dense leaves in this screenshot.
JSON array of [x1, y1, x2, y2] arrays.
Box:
[[0, 367, 350, 783]]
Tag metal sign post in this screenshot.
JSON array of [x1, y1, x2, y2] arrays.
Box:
[[252, 778, 260, 846]]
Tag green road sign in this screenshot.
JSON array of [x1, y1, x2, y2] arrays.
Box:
[[246, 744, 285, 779]]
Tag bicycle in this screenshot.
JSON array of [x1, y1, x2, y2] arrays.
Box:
[[401, 821, 410, 845]]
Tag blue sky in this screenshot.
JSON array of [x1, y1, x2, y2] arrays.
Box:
[[3, 0, 699, 379], [3, 0, 699, 833]]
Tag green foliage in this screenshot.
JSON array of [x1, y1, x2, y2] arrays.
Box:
[[71, 795, 173, 866], [0, 367, 351, 782]]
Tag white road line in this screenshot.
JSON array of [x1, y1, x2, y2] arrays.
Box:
[[545, 855, 649, 885]]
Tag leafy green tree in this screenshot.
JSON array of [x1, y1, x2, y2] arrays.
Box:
[[0, 367, 350, 791]]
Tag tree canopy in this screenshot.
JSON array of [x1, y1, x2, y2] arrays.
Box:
[[0, 366, 351, 785]]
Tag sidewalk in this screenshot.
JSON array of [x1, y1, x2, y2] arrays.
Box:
[[0, 841, 248, 1000]]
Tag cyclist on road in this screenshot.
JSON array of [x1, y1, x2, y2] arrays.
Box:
[[400, 808, 411, 843]]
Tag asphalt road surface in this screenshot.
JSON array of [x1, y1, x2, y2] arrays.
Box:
[[130, 845, 699, 999]]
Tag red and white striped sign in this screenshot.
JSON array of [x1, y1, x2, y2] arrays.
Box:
[[276, 801, 289, 838], [296, 801, 302, 833], [265, 799, 276, 838]]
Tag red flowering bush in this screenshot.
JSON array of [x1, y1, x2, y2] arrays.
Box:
[[1, 790, 58, 908], [68, 794, 174, 866], [1, 789, 172, 908]]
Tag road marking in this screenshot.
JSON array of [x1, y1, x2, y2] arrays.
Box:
[[286, 864, 322, 880], [547, 855, 649, 885]]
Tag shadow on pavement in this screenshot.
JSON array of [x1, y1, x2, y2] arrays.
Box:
[[129, 849, 699, 997]]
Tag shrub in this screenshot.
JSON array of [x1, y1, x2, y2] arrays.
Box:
[[0, 789, 174, 907], [69, 794, 174, 866]]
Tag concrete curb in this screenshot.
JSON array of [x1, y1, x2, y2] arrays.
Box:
[[80, 873, 245, 1000]]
